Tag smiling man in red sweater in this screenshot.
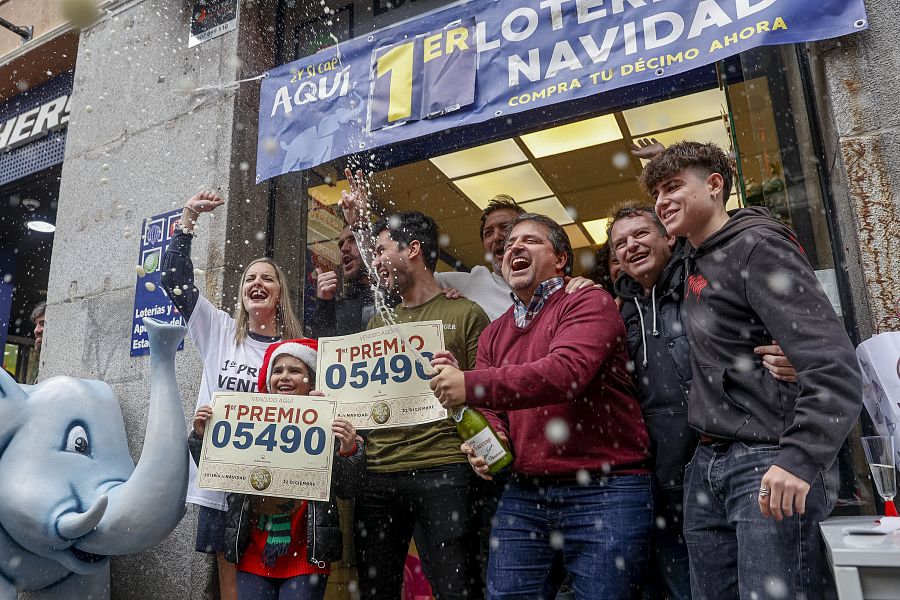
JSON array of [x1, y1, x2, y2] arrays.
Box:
[[431, 213, 652, 600]]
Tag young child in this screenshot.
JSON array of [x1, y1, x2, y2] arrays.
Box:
[[189, 338, 365, 600]]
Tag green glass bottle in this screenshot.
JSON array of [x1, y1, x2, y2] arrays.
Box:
[[451, 406, 513, 474]]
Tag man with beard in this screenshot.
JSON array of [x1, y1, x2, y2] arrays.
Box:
[[355, 211, 490, 600], [434, 195, 524, 321], [431, 213, 652, 600], [307, 224, 375, 338], [435, 196, 596, 322]]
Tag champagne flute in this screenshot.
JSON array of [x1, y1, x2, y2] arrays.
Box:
[[861, 436, 899, 517]]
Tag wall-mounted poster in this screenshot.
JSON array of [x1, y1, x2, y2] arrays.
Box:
[[189, 0, 239, 48], [130, 208, 186, 356]]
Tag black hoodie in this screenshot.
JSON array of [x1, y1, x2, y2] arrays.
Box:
[[682, 206, 861, 484], [617, 241, 698, 491]]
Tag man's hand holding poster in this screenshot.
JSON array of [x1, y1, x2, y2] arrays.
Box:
[[198, 392, 337, 501], [317, 320, 447, 429]]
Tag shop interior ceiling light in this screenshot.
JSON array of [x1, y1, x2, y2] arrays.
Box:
[[520, 113, 622, 159], [430, 139, 527, 179], [300, 85, 735, 264], [623, 88, 725, 136], [519, 196, 574, 225], [26, 220, 55, 233], [643, 120, 732, 163], [582, 218, 611, 245], [563, 224, 592, 249], [454, 163, 553, 209]]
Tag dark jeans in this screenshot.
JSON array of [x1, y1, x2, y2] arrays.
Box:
[[683, 443, 838, 600], [487, 474, 653, 600], [235, 572, 327, 600], [354, 463, 482, 600], [643, 487, 691, 600]]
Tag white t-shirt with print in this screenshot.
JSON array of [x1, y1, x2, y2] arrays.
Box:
[[185, 295, 275, 510], [435, 265, 512, 322]]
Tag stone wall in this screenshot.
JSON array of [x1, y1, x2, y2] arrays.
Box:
[[39, 0, 279, 597], [816, 0, 900, 339]]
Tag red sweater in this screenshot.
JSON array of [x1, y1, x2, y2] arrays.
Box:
[[465, 287, 650, 478], [237, 503, 330, 579]]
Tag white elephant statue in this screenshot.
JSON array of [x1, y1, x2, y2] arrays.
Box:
[[0, 317, 189, 599]]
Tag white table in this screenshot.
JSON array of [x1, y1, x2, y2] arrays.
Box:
[[821, 516, 900, 599]]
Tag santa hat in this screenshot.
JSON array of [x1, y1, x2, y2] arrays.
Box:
[[257, 338, 318, 394]]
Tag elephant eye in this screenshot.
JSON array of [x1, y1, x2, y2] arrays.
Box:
[[65, 425, 91, 456]]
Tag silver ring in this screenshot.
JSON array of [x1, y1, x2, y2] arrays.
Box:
[[759, 487, 771, 497]]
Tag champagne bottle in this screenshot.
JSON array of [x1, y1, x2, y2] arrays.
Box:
[[451, 406, 513, 475]]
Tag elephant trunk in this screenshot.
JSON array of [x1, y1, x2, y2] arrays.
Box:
[[76, 317, 189, 555], [58, 495, 108, 540]]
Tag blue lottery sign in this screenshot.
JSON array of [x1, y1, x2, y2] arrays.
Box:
[[257, 0, 868, 182], [130, 208, 186, 356]]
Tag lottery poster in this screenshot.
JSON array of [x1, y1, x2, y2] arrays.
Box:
[[198, 392, 337, 501], [316, 320, 447, 429]]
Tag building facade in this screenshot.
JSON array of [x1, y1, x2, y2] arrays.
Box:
[[2, 0, 893, 597]]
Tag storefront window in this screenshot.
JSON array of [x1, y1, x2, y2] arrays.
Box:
[[725, 46, 843, 317], [3, 343, 19, 375], [270, 2, 869, 514]]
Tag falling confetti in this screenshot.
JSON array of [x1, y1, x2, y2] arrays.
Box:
[[575, 469, 591, 486], [612, 151, 631, 170], [59, 0, 100, 27], [544, 417, 570, 445], [549, 531, 565, 550], [262, 137, 279, 155], [767, 271, 791, 294], [175, 76, 196, 93], [144, 281, 156, 292], [135, 265, 146, 277]]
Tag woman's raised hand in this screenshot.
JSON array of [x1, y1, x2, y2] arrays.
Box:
[[332, 418, 357, 454], [185, 191, 224, 214]]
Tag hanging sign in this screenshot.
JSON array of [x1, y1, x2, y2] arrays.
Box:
[[0, 72, 73, 187], [130, 208, 186, 356], [257, 0, 868, 182], [189, 0, 239, 48]]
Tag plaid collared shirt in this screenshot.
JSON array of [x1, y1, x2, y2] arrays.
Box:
[[511, 277, 565, 328]]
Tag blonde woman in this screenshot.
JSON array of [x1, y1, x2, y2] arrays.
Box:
[[160, 192, 302, 600]]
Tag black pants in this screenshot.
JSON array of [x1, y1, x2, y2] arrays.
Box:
[[354, 463, 483, 600]]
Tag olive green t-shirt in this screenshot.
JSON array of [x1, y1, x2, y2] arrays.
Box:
[[366, 292, 490, 472]]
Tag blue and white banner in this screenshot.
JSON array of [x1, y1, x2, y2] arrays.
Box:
[[256, 0, 868, 182], [130, 208, 186, 356]]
